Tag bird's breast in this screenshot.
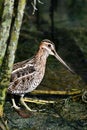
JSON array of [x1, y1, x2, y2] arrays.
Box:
[[27, 67, 45, 92]]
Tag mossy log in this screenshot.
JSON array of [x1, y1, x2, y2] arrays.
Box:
[[0, 0, 14, 66], [0, 0, 26, 118]]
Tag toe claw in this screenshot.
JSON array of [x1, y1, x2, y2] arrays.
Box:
[[38, 109, 46, 112]]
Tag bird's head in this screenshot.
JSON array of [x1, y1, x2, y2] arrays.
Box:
[[40, 39, 56, 56], [40, 39, 73, 73]]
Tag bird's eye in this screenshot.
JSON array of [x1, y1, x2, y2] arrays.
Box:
[[48, 44, 51, 48]]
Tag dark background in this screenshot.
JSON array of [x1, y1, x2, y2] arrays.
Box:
[[15, 0, 87, 90]]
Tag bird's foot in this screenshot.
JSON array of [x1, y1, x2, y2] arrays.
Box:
[[20, 97, 46, 112], [11, 105, 20, 110], [20, 97, 38, 112], [26, 107, 37, 112], [37, 109, 46, 112], [11, 98, 20, 110]]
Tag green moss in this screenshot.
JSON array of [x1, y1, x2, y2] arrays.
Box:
[[0, 0, 14, 66], [0, 0, 26, 120]]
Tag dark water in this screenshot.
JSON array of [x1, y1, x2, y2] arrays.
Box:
[[5, 97, 87, 130]]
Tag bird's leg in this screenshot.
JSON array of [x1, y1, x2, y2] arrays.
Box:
[[20, 95, 37, 112], [11, 98, 20, 110]]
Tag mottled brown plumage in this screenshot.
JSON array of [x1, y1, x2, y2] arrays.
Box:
[[8, 39, 72, 111]]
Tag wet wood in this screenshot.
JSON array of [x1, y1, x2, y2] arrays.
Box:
[[23, 97, 55, 104], [22, 89, 82, 104], [31, 89, 82, 96]]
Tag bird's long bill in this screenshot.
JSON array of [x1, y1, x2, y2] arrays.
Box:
[[55, 52, 73, 73]]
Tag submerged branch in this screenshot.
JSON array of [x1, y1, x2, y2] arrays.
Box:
[[22, 89, 82, 104], [17, 89, 82, 108]]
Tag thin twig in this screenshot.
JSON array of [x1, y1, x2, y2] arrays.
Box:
[[32, 0, 43, 14], [23, 97, 55, 104]]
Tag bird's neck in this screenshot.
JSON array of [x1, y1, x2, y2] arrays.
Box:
[[35, 48, 49, 66]]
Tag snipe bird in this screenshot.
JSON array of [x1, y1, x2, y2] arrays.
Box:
[[8, 39, 72, 111]]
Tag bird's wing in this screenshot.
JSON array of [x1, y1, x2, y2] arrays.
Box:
[[9, 74, 34, 94], [8, 60, 36, 94], [11, 57, 36, 81], [13, 59, 30, 70]]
